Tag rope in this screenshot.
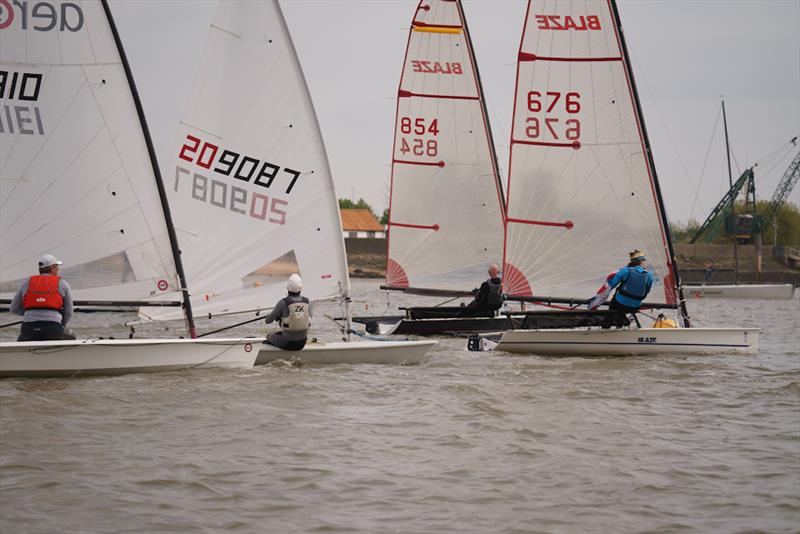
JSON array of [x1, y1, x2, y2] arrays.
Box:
[[197, 314, 264, 337]]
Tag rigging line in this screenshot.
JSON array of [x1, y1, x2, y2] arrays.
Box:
[[756, 148, 794, 187], [629, 49, 701, 211], [689, 105, 722, 222], [752, 137, 799, 168]]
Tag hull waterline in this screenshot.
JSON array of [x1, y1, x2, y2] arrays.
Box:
[[494, 327, 759, 356], [0, 338, 259, 378]]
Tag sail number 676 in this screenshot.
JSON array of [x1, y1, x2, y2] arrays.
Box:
[[525, 91, 581, 141]]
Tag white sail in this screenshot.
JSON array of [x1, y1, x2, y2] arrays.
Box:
[[502, 0, 679, 305], [0, 0, 183, 306], [385, 0, 505, 290], [144, 0, 349, 320]]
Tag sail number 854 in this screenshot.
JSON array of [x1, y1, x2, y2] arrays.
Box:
[[525, 91, 581, 141], [399, 117, 439, 157]]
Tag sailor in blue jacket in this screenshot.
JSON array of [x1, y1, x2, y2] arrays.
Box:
[[607, 250, 655, 313]]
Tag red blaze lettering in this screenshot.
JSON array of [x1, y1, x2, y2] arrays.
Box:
[[410, 60, 463, 75], [535, 14, 601, 31]]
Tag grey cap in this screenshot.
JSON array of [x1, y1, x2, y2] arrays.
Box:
[[38, 254, 63, 268]]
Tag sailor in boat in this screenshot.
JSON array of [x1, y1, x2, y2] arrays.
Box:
[[605, 250, 655, 313], [9, 254, 76, 342], [263, 274, 312, 351], [466, 264, 504, 311]]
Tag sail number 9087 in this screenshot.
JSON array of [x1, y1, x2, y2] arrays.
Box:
[[399, 117, 439, 157], [179, 135, 301, 194], [525, 91, 581, 142]]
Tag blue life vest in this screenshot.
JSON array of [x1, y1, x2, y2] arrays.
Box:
[[612, 266, 653, 308]]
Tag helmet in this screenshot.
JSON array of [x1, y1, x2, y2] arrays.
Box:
[[287, 273, 303, 293], [629, 250, 646, 262]]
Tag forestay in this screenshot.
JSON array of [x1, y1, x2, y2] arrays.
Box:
[[0, 0, 184, 307], [502, 0, 678, 305], [144, 0, 348, 320], [386, 0, 505, 291]]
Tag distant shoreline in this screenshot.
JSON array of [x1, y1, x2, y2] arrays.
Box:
[[345, 238, 800, 284]]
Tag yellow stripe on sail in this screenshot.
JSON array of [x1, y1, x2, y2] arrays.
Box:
[[412, 26, 462, 34]]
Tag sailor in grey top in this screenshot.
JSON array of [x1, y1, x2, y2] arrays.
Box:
[[10, 254, 75, 341]]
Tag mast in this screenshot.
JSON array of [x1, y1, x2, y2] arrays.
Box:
[[456, 0, 506, 214], [721, 99, 739, 284], [101, 0, 197, 337], [609, 0, 691, 325]]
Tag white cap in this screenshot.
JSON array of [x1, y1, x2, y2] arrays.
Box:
[[287, 273, 303, 293], [38, 254, 63, 268]]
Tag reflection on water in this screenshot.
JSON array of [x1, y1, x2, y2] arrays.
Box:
[[1, 280, 798, 533]]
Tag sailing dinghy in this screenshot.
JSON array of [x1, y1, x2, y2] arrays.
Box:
[[155, 0, 435, 365], [0, 0, 258, 377], [471, 0, 758, 356], [353, 0, 518, 336]]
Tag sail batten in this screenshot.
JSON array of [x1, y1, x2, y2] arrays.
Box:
[[386, 0, 505, 291]]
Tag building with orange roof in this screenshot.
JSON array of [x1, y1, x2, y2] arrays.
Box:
[[340, 208, 385, 239]]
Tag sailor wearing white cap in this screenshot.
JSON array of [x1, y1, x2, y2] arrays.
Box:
[[258, 273, 312, 356], [9, 255, 76, 341]]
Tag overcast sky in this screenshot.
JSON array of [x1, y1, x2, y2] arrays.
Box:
[[110, 0, 800, 225]]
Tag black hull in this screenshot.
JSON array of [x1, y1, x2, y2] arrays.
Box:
[[354, 310, 631, 337]]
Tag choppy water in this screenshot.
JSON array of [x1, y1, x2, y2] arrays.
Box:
[[1, 280, 799, 533]]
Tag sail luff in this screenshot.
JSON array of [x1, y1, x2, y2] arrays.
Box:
[[100, 0, 197, 337], [456, 0, 506, 214], [607, 0, 688, 323], [500, 3, 535, 297], [274, 3, 350, 297]]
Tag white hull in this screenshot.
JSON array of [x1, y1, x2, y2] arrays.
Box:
[[495, 328, 759, 356], [256, 339, 437, 365], [0, 338, 260, 378], [684, 284, 795, 300]]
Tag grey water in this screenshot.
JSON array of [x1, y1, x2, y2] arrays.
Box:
[[1, 279, 798, 533]]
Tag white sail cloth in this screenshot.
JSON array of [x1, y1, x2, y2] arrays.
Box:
[[503, 0, 678, 305], [0, 0, 182, 304], [386, 0, 505, 291], [144, 0, 349, 320]]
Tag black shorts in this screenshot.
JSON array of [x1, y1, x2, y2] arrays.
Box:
[[608, 299, 640, 314], [266, 331, 306, 351], [18, 321, 76, 342]]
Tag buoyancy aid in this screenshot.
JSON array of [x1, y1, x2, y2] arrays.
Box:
[[485, 278, 503, 309], [22, 275, 63, 311], [615, 267, 651, 301], [280, 297, 310, 333]]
